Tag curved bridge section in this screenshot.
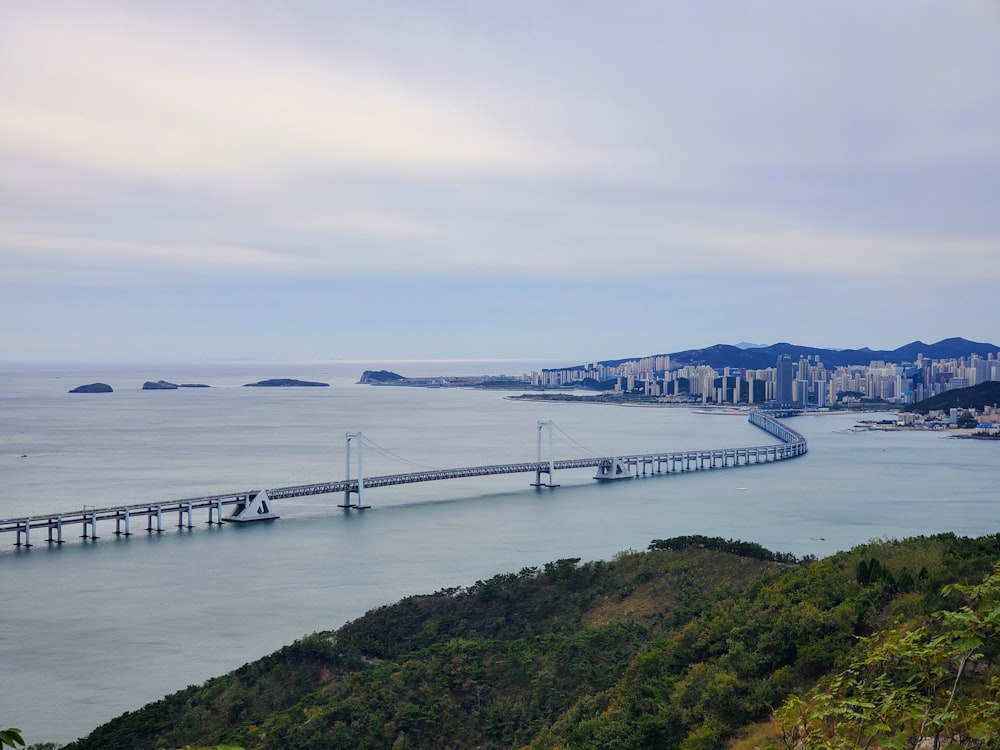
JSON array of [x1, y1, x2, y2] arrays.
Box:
[[0, 411, 807, 549]]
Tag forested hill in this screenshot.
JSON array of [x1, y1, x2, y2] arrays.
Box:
[[904, 380, 1000, 414], [63, 533, 1000, 750]]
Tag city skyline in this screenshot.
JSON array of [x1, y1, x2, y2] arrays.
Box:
[[3, 2, 999, 362], [533, 346, 1000, 409]]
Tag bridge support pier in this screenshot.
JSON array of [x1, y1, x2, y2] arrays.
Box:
[[81, 508, 99, 540], [178, 502, 194, 529], [147, 506, 163, 533], [115, 508, 132, 536], [47, 517, 64, 544], [207, 498, 225, 526]]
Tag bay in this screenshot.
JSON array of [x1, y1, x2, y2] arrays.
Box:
[[1, 360, 996, 744]]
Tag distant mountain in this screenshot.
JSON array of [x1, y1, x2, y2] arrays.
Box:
[[587, 337, 998, 371], [734, 341, 768, 350]]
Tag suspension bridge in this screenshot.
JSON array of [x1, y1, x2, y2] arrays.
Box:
[[0, 410, 806, 549]]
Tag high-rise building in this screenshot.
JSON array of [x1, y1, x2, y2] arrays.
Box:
[[776, 355, 794, 406]]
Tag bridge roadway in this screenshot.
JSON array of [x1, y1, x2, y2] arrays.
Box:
[[0, 411, 806, 549]]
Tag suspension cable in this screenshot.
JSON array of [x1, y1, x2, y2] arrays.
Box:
[[359, 434, 440, 471], [549, 422, 601, 457]]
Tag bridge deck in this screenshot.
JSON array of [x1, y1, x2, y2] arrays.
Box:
[[0, 411, 806, 546]]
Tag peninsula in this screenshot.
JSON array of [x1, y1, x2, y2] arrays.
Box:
[[358, 369, 535, 389]]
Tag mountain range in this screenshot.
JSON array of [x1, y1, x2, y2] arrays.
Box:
[[590, 337, 998, 371]]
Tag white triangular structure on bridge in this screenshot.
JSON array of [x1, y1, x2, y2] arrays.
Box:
[[593, 457, 632, 481], [224, 490, 279, 522]]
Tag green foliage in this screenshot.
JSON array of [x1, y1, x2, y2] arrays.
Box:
[[648, 535, 799, 563], [856, 556, 922, 594], [775, 564, 1000, 748], [958, 409, 978, 428], [63, 533, 1000, 750], [0, 728, 24, 749], [62, 634, 343, 750], [905, 381, 1000, 414]]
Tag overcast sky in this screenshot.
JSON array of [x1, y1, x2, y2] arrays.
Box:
[[2, 1, 998, 363]]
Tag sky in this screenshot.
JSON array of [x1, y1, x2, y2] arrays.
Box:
[[2, 1, 999, 363]]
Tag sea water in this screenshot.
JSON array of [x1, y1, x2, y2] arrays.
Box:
[[1, 360, 997, 744]]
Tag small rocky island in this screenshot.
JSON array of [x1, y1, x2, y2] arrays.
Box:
[[358, 370, 406, 384], [142, 381, 211, 390], [244, 378, 329, 387], [69, 383, 113, 393], [143, 380, 178, 390]]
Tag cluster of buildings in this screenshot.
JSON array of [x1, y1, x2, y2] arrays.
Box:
[[531, 351, 1000, 408], [894, 407, 1000, 431]]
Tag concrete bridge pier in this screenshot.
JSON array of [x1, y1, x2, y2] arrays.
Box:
[[115, 508, 132, 537], [177, 502, 194, 529], [47, 517, 64, 544], [81, 508, 99, 540], [147, 506, 163, 533], [15, 521, 30, 547], [207, 498, 225, 526]]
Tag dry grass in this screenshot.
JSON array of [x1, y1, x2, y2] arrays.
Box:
[[726, 719, 785, 750]]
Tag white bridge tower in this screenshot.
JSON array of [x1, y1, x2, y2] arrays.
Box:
[[531, 420, 559, 488], [340, 431, 371, 509]]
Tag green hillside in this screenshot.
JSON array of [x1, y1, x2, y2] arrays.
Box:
[[905, 381, 1000, 414], [61, 533, 1000, 750]]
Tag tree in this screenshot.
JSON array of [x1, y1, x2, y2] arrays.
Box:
[[957, 410, 978, 429], [774, 564, 1000, 749]]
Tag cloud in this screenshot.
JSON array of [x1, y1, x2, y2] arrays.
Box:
[[2, 1, 999, 360], [0, 3, 616, 185], [638, 225, 1000, 280], [1, 232, 300, 284]]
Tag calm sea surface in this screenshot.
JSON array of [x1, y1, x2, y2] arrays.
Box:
[[1, 360, 997, 744]]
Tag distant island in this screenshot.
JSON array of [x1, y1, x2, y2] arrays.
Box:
[[358, 369, 406, 384], [142, 380, 211, 390], [358, 369, 534, 389], [69, 383, 112, 393], [244, 378, 329, 387]]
